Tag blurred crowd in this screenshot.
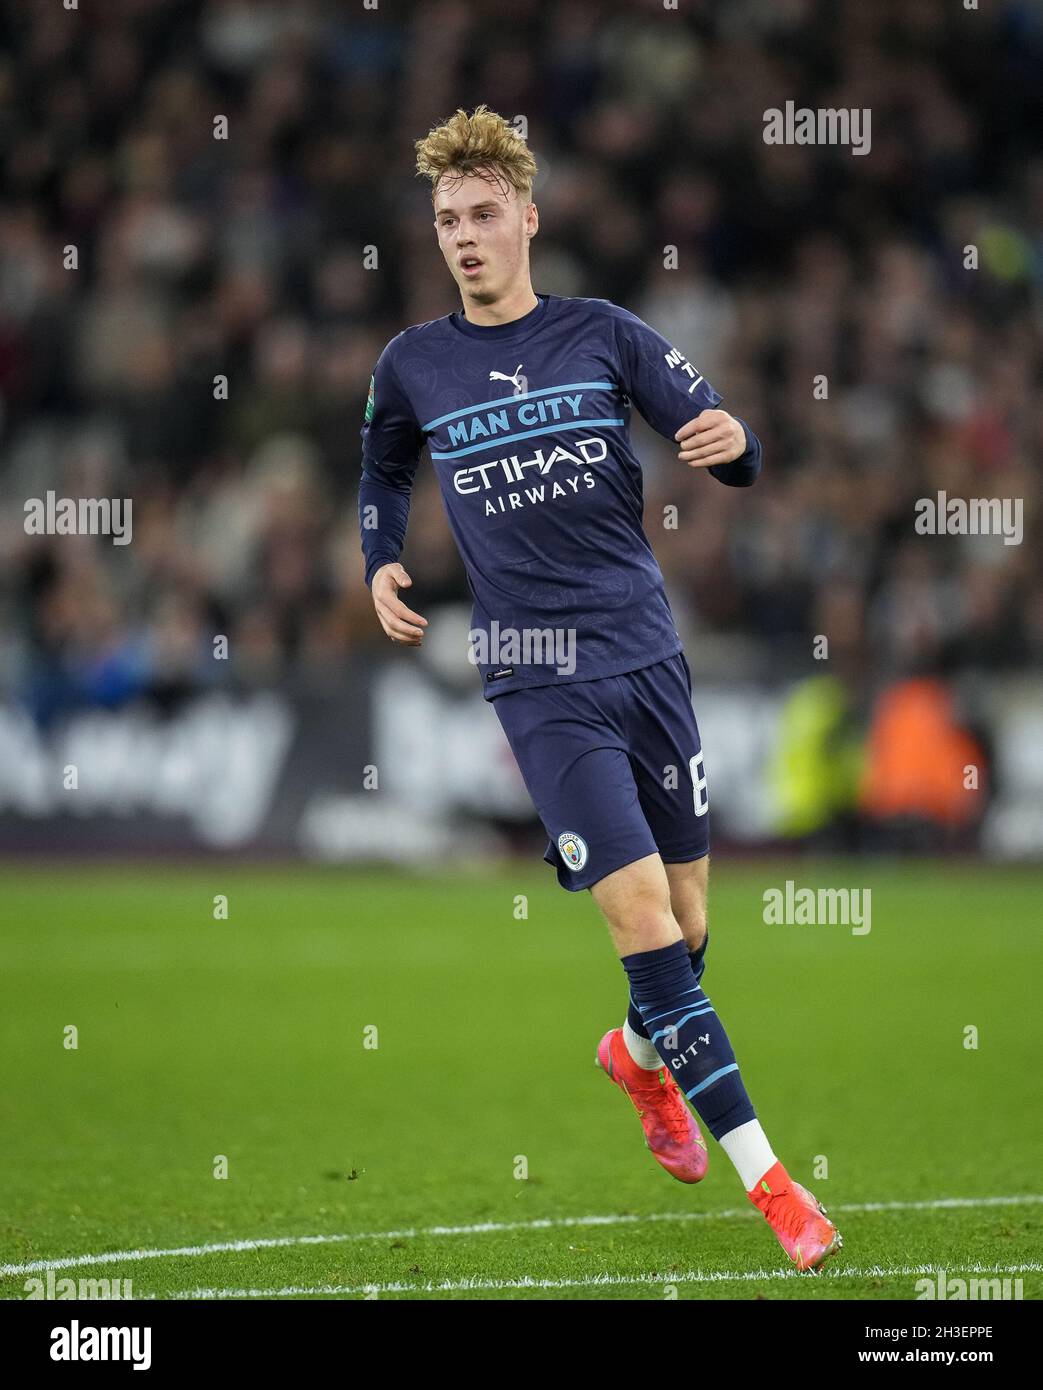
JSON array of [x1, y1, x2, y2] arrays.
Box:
[[1, 0, 1040, 731]]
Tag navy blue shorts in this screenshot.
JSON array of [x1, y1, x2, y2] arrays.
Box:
[[492, 652, 710, 891]]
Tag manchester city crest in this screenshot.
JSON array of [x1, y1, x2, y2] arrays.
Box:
[[557, 832, 588, 871]]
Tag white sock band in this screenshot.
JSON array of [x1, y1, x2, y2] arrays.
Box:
[[621, 1017, 663, 1071], [719, 1119, 778, 1192]]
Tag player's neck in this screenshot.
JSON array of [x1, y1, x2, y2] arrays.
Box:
[[460, 282, 539, 328]]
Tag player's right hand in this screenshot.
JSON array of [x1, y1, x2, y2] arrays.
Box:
[[371, 563, 429, 646]]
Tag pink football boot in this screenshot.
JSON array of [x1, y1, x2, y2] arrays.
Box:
[[748, 1160, 843, 1272], [596, 1027, 709, 1183]]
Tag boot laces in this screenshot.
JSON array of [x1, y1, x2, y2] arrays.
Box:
[[630, 1071, 692, 1144], [769, 1187, 812, 1242]]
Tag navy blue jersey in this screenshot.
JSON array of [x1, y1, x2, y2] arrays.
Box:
[[359, 293, 761, 699]]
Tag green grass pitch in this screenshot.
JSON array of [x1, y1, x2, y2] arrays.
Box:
[[0, 859, 1039, 1300]]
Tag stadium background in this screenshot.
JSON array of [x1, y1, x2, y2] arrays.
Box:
[[1, 0, 1039, 863]]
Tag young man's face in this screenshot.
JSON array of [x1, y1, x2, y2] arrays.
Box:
[[433, 168, 537, 305]]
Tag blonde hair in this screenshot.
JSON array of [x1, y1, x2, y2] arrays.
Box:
[[415, 105, 536, 207]]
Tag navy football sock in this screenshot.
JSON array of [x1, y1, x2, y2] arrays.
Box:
[[622, 937, 754, 1141], [627, 929, 709, 1039]]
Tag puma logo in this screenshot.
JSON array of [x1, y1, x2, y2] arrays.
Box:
[[489, 363, 526, 394]]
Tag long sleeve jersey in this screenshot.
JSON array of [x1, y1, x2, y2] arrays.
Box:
[[359, 293, 761, 699]]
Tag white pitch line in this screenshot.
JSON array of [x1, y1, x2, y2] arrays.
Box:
[[2, 1193, 1040, 1280], [177, 1262, 1043, 1300]]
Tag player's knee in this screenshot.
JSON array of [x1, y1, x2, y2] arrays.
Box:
[[624, 903, 680, 952], [680, 911, 707, 953], [591, 854, 680, 953], [665, 858, 709, 952], [673, 892, 708, 951], [605, 884, 677, 952]]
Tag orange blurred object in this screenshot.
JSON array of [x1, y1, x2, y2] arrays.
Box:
[[860, 678, 985, 826]]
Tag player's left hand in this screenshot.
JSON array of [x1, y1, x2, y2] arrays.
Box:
[[674, 410, 747, 468]]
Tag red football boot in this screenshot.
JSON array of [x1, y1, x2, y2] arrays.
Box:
[[596, 1027, 709, 1183], [748, 1160, 843, 1272]]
